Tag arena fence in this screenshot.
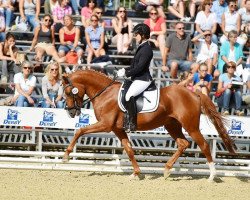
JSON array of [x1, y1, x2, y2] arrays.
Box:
[[0, 107, 249, 178]]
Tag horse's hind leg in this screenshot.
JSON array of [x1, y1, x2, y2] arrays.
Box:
[[187, 129, 216, 181], [164, 118, 190, 179], [114, 129, 140, 179]]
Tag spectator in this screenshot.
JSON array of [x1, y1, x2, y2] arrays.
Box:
[[220, 0, 246, 46], [44, 0, 59, 15], [0, 10, 5, 42], [42, 62, 64, 108], [178, 70, 195, 91], [0, 33, 20, 85], [19, 0, 40, 31], [52, 0, 72, 32], [80, 0, 104, 10], [162, 22, 196, 79], [93, 7, 105, 28], [194, 0, 218, 44], [188, 0, 204, 21], [168, 0, 188, 21], [238, 0, 250, 34], [58, 15, 83, 70], [211, 0, 228, 34], [0, 0, 15, 31], [144, 6, 166, 58], [191, 30, 218, 75], [218, 30, 243, 74], [139, 0, 166, 18], [85, 14, 105, 67], [193, 63, 213, 96], [81, 0, 96, 28], [13, 61, 37, 107], [29, 14, 65, 63], [70, 0, 80, 15], [111, 6, 133, 55], [216, 61, 244, 116]]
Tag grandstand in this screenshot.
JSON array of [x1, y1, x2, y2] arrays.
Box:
[[0, 1, 250, 177]]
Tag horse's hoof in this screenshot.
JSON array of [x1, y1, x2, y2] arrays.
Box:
[[129, 173, 140, 181], [164, 169, 171, 179], [62, 155, 69, 163]]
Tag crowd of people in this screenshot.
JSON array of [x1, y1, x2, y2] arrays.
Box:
[[0, 0, 249, 116]]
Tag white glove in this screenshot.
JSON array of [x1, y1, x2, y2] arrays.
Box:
[[117, 68, 125, 77]]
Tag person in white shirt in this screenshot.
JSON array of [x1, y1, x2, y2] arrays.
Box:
[[194, 0, 218, 44], [192, 30, 218, 75], [13, 61, 37, 107]]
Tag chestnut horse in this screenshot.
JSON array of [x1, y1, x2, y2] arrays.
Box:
[[62, 70, 236, 181]]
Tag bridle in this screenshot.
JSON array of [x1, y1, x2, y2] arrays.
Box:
[[63, 73, 118, 116]]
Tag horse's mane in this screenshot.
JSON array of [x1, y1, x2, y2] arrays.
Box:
[[74, 69, 119, 84]]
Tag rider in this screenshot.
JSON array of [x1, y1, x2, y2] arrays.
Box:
[[117, 23, 153, 132]]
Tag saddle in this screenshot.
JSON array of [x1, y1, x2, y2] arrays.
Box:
[[118, 80, 160, 113]]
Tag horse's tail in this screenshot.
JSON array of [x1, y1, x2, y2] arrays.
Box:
[[197, 91, 237, 154]]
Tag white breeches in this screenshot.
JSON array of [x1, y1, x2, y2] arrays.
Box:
[[125, 80, 151, 101]]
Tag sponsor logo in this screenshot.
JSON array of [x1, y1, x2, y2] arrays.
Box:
[[228, 119, 244, 135], [3, 109, 21, 125], [75, 113, 90, 128], [39, 111, 57, 126]]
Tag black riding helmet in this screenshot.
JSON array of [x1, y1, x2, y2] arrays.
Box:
[[132, 23, 150, 39]]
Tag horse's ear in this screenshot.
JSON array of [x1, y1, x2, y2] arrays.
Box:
[[62, 73, 69, 84]]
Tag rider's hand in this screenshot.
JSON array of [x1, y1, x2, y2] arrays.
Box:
[[117, 68, 125, 77]]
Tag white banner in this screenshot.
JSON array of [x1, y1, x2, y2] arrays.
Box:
[[0, 106, 249, 136]]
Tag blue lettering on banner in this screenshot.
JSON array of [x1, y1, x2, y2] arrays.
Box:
[[228, 119, 244, 135], [39, 110, 57, 127], [75, 113, 90, 128], [3, 109, 21, 125]]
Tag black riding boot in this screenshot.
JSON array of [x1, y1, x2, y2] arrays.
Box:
[[123, 97, 137, 132]]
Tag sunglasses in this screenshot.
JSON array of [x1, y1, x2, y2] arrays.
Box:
[[50, 68, 59, 71], [227, 66, 236, 69], [205, 34, 211, 37], [119, 10, 126, 13], [150, 12, 157, 15], [206, 3, 212, 6], [91, 19, 98, 22], [44, 19, 51, 22], [177, 27, 185, 30], [23, 67, 32, 70], [96, 12, 103, 14], [230, 4, 237, 7]]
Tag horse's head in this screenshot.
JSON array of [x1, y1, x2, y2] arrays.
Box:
[[62, 73, 85, 118]]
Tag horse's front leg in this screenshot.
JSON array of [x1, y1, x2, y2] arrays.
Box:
[[62, 122, 109, 162]]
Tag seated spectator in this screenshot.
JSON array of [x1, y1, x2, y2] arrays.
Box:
[[194, 0, 218, 44], [111, 7, 133, 55], [44, 0, 59, 15], [85, 14, 105, 67], [0, 33, 20, 85], [138, 0, 166, 18], [13, 61, 37, 107], [80, 0, 104, 10], [220, 0, 247, 47], [81, 0, 96, 28], [0, 0, 15, 31], [93, 7, 105, 27], [192, 63, 213, 96], [238, 0, 250, 34], [216, 61, 244, 116], [162, 22, 196, 79], [58, 15, 83, 71], [0, 10, 5, 42], [29, 14, 65, 63], [19, 0, 40, 31], [168, 0, 188, 21], [52, 0, 72, 32], [218, 30, 243, 74], [191, 30, 218, 75], [42, 62, 64, 108], [178, 70, 195, 91], [188, 0, 204, 21], [70, 0, 80, 15], [211, 0, 228, 34], [144, 6, 166, 58]]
